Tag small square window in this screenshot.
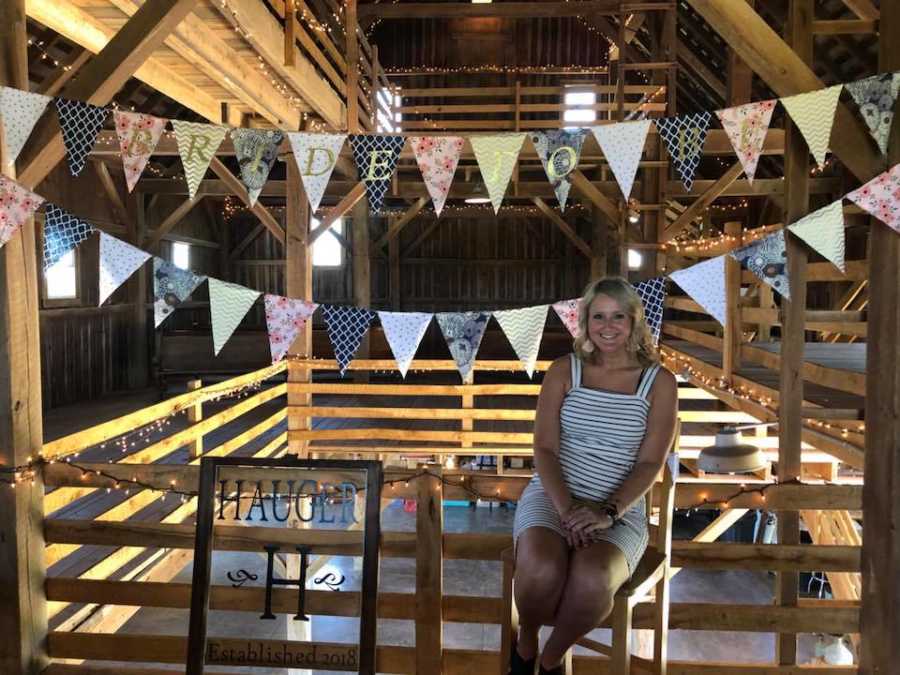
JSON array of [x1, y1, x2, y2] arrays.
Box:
[[312, 218, 344, 267], [45, 250, 78, 299], [172, 241, 190, 270], [563, 89, 597, 128]]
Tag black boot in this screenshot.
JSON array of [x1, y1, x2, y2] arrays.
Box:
[[509, 643, 536, 675], [538, 662, 564, 675]]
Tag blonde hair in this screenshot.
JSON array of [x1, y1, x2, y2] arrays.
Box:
[[573, 277, 659, 367]]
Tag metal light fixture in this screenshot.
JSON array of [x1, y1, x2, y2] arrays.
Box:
[[698, 423, 773, 474], [465, 181, 491, 204], [627, 198, 641, 223]]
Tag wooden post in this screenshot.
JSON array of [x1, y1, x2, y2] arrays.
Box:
[[351, 198, 370, 383], [757, 284, 774, 341], [590, 204, 608, 279], [722, 221, 743, 382], [128, 191, 149, 389], [0, 1, 48, 672], [388, 216, 401, 310], [345, 0, 360, 133], [186, 379, 203, 459], [416, 464, 443, 673]]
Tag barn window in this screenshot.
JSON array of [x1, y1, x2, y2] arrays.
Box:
[[45, 249, 78, 300], [312, 217, 344, 267], [627, 248, 643, 270], [376, 89, 402, 132], [563, 88, 597, 127], [172, 241, 190, 270]]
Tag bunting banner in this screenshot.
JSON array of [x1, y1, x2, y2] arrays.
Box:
[[349, 134, 405, 212], [669, 255, 727, 326], [172, 121, 228, 201], [470, 133, 526, 214], [435, 311, 491, 381], [231, 128, 285, 206], [590, 120, 651, 200], [730, 229, 791, 300], [494, 305, 548, 377], [42, 203, 96, 271], [0, 86, 51, 167], [633, 276, 668, 344], [787, 200, 846, 272], [845, 72, 900, 156], [55, 98, 108, 176], [321, 304, 376, 376], [780, 85, 843, 167], [715, 100, 776, 184], [378, 310, 433, 378], [98, 232, 152, 306], [552, 298, 581, 338], [0, 175, 44, 249], [113, 111, 167, 193], [286, 132, 346, 213], [263, 294, 318, 363], [656, 111, 712, 192], [410, 136, 465, 216], [531, 129, 587, 211], [153, 257, 205, 328], [846, 163, 900, 234], [208, 278, 262, 356]]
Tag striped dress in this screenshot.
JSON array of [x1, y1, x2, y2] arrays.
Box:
[[513, 354, 662, 575]]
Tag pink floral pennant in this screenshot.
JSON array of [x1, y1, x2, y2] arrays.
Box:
[[846, 163, 900, 235], [263, 294, 318, 363], [0, 175, 45, 249], [410, 136, 464, 216], [114, 111, 167, 193], [552, 298, 581, 338], [715, 100, 776, 184]]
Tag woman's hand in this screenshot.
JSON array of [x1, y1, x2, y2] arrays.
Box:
[[563, 505, 615, 545]]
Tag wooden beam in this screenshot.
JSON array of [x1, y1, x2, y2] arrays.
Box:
[[359, 1, 669, 19], [840, 0, 879, 20], [93, 160, 133, 229], [373, 197, 428, 252], [570, 169, 621, 223], [345, 0, 360, 133], [37, 47, 90, 97], [228, 223, 266, 262], [144, 193, 205, 251], [812, 19, 878, 34], [722, 221, 742, 382], [677, 42, 726, 101], [663, 162, 745, 241], [309, 182, 366, 244], [532, 198, 593, 258], [207, 157, 285, 244]]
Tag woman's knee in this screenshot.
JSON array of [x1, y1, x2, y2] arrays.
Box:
[[514, 535, 567, 611], [561, 570, 618, 629]]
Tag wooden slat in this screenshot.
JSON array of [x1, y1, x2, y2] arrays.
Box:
[[416, 466, 443, 672], [663, 163, 745, 241], [207, 157, 285, 244]]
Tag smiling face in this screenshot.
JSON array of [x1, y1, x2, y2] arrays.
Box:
[[585, 293, 632, 355]]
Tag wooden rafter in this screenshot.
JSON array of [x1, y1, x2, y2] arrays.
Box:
[[570, 170, 621, 224], [841, 0, 879, 21], [309, 182, 366, 244], [531, 197, 593, 258], [359, 1, 663, 20], [207, 158, 285, 245], [663, 162, 745, 241], [92, 161, 133, 230], [37, 47, 90, 97], [373, 197, 428, 253], [144, 193, 205, 251]]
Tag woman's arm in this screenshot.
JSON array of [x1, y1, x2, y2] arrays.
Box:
[[532, 356, 574, 517]]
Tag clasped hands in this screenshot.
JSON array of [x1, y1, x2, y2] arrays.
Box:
[[560, 502, 615, 549]]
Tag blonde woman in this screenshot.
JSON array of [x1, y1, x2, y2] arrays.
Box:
[[509, 277, 678, 675]]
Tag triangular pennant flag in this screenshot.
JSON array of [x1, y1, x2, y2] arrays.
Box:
[[780, 85, 843, 167], [172, 121, 228, 200], [208, 278, 261, 356], [530, 129, 587, 211], [377, 310, 433, 378], [633, 277, 668, 344], [552, 298, 581, 338], [787, 200, 846, 272], [730, 230, 790, 300], [715, 100, 777, 184], [349, 134, 405, 212], [590, 120, 652, 199], [410, 136, 464, 216], [435, 311, 491, 381], [287, 132, 346, 213], [55, 98, 108, 176], [153, 257, 205, 327], [494, 305, 549, 378], [98, 232, 152, 305], [321, 305, 376, 376], [845, 73, 900, 155], [669, 256, 727, 326], [0, 175, 44, 249], [0, 86, 51, 167], [656, 112, 712, 191], [470, 133, 527, 214], [846, 163, 900, 235], [231, 128, 285, 206], [264, 294, 318, 363], [113, 111, 167, 193], [42, 203, 96, 271]]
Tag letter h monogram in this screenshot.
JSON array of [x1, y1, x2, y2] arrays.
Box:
[[261, 544, 311, 621]]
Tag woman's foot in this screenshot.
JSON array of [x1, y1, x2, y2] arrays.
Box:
[[537, 662, 564, 675], [508, 643, 536, 675]]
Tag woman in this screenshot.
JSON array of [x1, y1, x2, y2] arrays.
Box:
[[510, 277, 678, 675]]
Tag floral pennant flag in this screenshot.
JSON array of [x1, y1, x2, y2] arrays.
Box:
[[264, 294, 318, 363], [410, 136, 464, 216], [552, 298, 581, 338], [715, 100, 776, 184], [633, 276, 668, 344], [494, 305, 548, 378], [349, 134, 406, 212], [730, 229, 790, 300], [590, 120, 652, 200], [787, 200, 846, 272], [846, 163, 900, 235], [779, 85, 843, 167], [98, 232, 151, 305], [435, 311, 491, 381], [113, 111, 167, 192], [0, 175, 44, 249], [378, 310, 433, 378], [668, 255, 727, 326], [321, 304, 376, 376], [172, 121, 228, 200], [231, 128, 285, 206], [55, 98, 108, 176], [531, 129, 587, 211], [286, 132, 346, 213], [42, 203, 96, 271], [0, 86, 51, 167], [153, 257, 205, 327], [845, 73, 900, 155], [656, 112, 712, 191], [470, 133, 526, 214], [208, 278, 261, 356]]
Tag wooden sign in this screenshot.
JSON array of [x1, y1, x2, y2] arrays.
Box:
[[186, 457, 383, 674]]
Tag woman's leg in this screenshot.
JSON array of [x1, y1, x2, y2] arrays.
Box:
[[539, 541, 630, 669], [513, 526, 569, 659]]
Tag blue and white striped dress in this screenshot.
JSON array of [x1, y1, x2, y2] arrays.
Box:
[[513, 354, 661, 575]]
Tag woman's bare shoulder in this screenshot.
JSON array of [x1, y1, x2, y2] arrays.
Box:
[[542, 354, 572, 388]]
